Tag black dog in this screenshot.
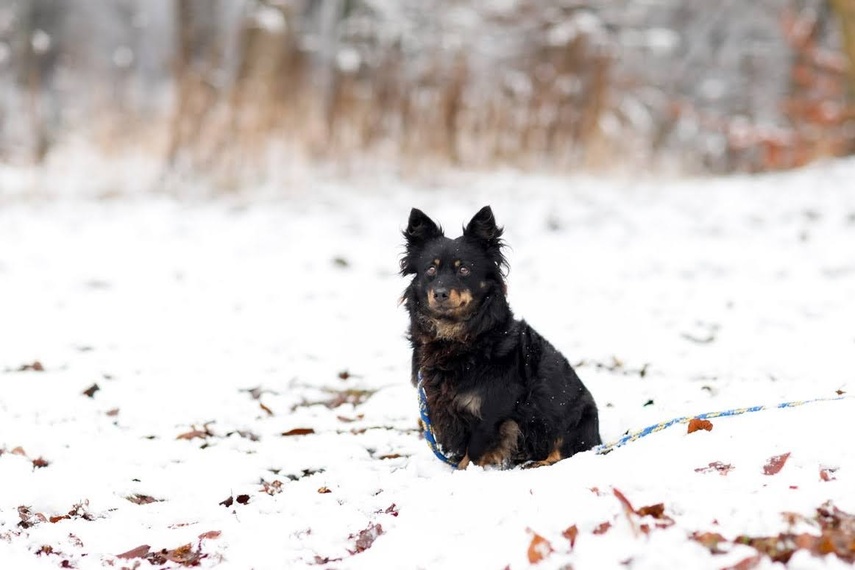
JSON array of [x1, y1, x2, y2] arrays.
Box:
[[401, 206, 601, 469]]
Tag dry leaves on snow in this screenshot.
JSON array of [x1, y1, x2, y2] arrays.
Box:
[[692, 502, 855, 565], [763, 452, 791, 475], [526, 530, 554, 564], [695, 461, 734, 475], [116, 531, 220, 567], [687, 418, 713, 433]]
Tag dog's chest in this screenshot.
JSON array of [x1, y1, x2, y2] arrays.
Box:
[[420, 369, 482, 446]]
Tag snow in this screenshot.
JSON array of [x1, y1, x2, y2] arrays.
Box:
[[1, 160, 855, 569]]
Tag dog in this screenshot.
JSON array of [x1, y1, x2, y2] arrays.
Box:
[[400, 206, 601, 469]]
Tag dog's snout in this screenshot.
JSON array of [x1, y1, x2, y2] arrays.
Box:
[[432, 287, 450, 301]]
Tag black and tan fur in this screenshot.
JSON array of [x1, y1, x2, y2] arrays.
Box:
[[401, 206, 601, 469]]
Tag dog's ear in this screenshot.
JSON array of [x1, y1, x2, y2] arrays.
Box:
[[400, 208, 443, 275], [464, 206, 507, 273], [464, 206, 500, 242], [404, 208, 443, 246]]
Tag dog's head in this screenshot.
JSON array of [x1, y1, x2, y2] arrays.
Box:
[[400, 206, 508, 321]]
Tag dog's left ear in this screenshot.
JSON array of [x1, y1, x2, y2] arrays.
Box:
[[464, 205, 502, 243], [464, 206, 507, 272]]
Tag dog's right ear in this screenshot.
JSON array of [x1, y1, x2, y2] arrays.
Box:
[[404, 208, 443, 247], [400, 208, 443, 275]]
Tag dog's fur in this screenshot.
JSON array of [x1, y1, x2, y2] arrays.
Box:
[[401, 206, 601, 469]]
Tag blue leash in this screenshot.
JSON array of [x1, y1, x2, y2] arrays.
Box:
[[594, 395, 850, 455], [417, 378, 460, 468], [416, 375, 850, 467]]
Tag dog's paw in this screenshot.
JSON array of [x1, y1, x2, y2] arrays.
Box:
[[457, 454, 471, 470]]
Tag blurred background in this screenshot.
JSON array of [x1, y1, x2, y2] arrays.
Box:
[[1, 0, 854, 192]]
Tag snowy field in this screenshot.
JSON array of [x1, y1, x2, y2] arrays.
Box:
[[1, 161, 854, 569]]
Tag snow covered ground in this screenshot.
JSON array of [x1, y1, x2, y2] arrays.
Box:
[[1, 161, 854, 569]]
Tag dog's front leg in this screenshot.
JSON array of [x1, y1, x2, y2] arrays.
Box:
[[464, 418, 521, 468]]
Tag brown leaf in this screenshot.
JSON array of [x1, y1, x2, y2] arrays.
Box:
[[687, 418, 713, 434], [126, 494, 160, 505], [106, 408, 120, 417], [176, 428, 211, 440], [32, 457, 50, 469], [82, 383, 100, 398], [317, 487, 332, 494], [562, 525, 578, 549], [350, 522, 383, 554], [117, 545, 151, 559], [261, 479, 284, 495], [18, 361, 44, 372], [637, 503, 666, 519], [695, 461, 734, 475], [526, 531, 554, 564], [235, 494, 250, 505], [763, 452, 791, 475], [219, 496, 234, 508], [259, 402, 274, 416], [198, 530, 221, 540], [819, 467, 837, 482], [49, 515, 69, 523], [613, 488, 636, 513], [282, 428, 315, 437], [593, 521, 612, 535], [383, 504, 399, 517], [690, 531, 727, 554]]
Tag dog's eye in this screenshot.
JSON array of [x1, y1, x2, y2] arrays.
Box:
[[426, 266, 437, 277], [458, 266, 470, 276]]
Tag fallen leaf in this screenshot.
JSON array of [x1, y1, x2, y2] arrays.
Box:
[[763, 452, 791, 476], [282, 428, 315, 436], [593, 521, 612, 535], [176, 427, 212, 440], [350, 522, 383, 554], [82, 383, 100, 398], [198, 530, 221, 540], [689, 532, 727, 554], [32, 457, 50, 469], [259, 402, 274, 416], [695, 461, 734, 475], [384, 504, 399, 517], [687, 418, 713, 434], [526, 531, 554, 564], [126, 494, 160, 505], [106, 408, 120, 417], [722, 554, 763, 570], [613, 488, 636, 513], [235, 494, 250, 505], [819, 467, 837, 482], [117, 545, 151, 559], [562, 525, 578, 549], [261, 479, 284, 495], [18, 361, 44, 372], [219, 496, 234, 508], [318, 487, 332, 494]]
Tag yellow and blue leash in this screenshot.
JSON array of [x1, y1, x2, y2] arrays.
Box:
[[594, 394, 850, 455], [416, 372, 849, 468], [417, 376, 460, 468]]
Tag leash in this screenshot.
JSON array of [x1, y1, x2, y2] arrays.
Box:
[[417, 376, 460, 468], [594, 394, 851, 455], [416, 373, 850, 467]]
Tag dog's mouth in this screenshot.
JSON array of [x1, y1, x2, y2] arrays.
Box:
[[427, 288, 474, 316]]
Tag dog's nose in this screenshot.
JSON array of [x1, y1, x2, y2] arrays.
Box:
[[432, 287, 449, 301]]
